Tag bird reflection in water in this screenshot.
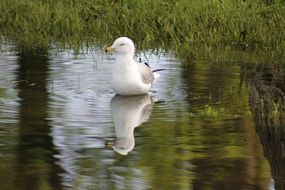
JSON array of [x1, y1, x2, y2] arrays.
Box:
[[108, 94, 155, 155]]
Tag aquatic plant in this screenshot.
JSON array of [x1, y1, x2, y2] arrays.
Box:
[[185, 105, 226, 118]]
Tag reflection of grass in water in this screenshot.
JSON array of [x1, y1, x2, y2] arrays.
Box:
[[248, 65, 284, 128], [270, 100, 281, 123], [260, 98, 283, 126], [1, 0, 285, 56]]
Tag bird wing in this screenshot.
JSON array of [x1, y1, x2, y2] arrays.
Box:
[[136, 63, 154, 84]]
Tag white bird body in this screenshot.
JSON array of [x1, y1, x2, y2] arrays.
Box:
[[111, 55, 151, 95], [106, 37, 160, 96]]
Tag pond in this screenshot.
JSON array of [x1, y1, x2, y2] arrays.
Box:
[[0, 47, 283, 190]]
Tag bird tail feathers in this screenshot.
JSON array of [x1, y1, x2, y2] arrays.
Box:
[[152, 69, 165, 83]]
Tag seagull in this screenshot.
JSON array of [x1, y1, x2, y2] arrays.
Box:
[[106, 37, 162, 96]]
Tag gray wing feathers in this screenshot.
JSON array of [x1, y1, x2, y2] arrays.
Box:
[[137, 63, 154, 84]]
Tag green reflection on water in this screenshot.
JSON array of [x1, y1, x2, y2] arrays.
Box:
[[0, 54, 63, 190]]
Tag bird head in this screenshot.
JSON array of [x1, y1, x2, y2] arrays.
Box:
[[105, 37, 135, 56]]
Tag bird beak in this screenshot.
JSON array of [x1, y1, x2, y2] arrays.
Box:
[[105, 46, 114, 53]]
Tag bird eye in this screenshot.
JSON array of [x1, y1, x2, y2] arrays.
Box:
[[120, 43, 124, 46]]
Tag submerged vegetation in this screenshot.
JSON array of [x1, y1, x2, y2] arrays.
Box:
[[0, 0, 285, 56]]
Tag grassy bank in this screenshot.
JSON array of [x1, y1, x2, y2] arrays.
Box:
[[0, 0, 285, 56]]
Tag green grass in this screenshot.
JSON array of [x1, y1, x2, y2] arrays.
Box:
[[0, 0, 285, 56]]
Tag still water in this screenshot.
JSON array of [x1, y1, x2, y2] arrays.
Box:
[[0, 48, 282, 190]]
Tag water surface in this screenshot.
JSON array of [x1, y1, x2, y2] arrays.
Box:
[[0, 48, 281, 190]]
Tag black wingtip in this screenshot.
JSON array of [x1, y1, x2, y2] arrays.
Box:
[[144, 62, 150, 68], [152, 69, 165, 72]]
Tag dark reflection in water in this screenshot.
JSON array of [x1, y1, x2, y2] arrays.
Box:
[[248, 65, 285, 190], [109, 94, 154, 155], [15, 54, 63, 190], [135, 63, 270, 190]]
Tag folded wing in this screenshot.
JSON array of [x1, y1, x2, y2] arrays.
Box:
[[137, 63, 154, 84]]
